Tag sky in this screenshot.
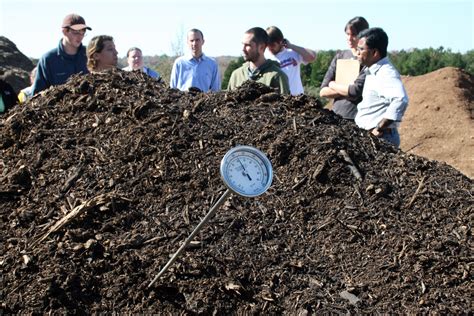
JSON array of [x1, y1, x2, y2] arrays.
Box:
[[0, 0, 472, 59]]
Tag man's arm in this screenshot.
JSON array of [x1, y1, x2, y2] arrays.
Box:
[[169, 60, 179, 89], [328, 81, 349, 97], [372, 68, 409, 137], [380, 71, 409, 122], [31, 58, 49, 95], [272, 72, 290, 94], [319, 86, 341, 98], [347, 69, 366, 100], [371, 118, 394, 137], [285, 40, 316, 63], [210, 62, 221, 92], [227, 71, 236, 90], [325, 67, 366, 99]]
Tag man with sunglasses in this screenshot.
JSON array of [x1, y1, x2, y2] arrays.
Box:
[[32, 14, 92, 95], [355, 27, 408, 147]]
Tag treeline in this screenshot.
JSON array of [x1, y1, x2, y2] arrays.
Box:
[[123, 47, 473, 92], [302, 47, 474, 89], [221, 47, 474, 93], [118, 55, 235, 86]]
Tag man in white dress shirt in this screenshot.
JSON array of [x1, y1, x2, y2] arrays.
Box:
[[355, 27, 408, 147]]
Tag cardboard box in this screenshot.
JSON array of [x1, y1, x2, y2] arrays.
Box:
[[335, 59, 360, 85]]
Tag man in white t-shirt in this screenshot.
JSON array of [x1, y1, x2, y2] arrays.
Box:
[[265, 26, 316, 95]]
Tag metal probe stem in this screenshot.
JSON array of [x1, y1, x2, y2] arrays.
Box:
[[148, 189, 232, 287]]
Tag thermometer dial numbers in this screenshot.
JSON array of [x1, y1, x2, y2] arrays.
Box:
[[220, 146, 273, 197]]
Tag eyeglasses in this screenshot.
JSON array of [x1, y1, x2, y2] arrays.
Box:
[[67, 28, 86, 36]]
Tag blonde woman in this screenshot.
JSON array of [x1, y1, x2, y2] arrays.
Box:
[[87, 35, 118, 72]]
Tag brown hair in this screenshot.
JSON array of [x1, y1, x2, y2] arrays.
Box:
[[126, 47, 142, 57], [245, 27, 269, 46], [188, 28, 204, 40], [266, 26, 284, 44], [87, 35, 114, 71], [345, 16, 369, 35]]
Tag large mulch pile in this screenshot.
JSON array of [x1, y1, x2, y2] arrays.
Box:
[[400, 67, 474, 178], [1, 70, 472, 314], [0, 36, 35, 93]]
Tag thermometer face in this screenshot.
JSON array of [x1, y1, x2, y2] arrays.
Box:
[[220, 146, 273, 197]]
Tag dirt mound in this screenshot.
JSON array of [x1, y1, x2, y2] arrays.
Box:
[[1, 71, 472, 314], [0, 36, 35, 93], [400, 67, 474, 178]]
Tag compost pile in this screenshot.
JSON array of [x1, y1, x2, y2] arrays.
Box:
[[1, 70, 472, 314], [400, 67, 474, 178], [0, 36, 35, 93]]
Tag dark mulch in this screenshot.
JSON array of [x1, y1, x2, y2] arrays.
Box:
[[1, 70, 472, 314]]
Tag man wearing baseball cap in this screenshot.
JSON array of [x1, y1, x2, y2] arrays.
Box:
[[32, 14, 92, 95]]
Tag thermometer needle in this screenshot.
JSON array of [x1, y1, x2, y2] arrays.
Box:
[[238, 159, 252, 181]]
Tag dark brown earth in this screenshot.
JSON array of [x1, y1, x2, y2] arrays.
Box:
[[0, 36, 35, 93], [1, 70, 472, 314]]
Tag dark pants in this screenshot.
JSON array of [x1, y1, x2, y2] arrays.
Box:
[[381, 128, 400, 147]]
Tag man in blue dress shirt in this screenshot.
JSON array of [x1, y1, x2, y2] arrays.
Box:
[[170, 29, 221, 92], [355, 27, 409, 147]]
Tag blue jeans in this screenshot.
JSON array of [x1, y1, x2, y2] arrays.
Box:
[[381, 128, 400, 147]]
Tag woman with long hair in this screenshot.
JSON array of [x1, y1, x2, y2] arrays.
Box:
[[87, 35, 118, 72]]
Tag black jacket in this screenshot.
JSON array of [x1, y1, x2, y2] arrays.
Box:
[[0, 79, 18, 113]]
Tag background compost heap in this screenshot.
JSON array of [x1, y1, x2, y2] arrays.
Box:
[[1, 70, 472, 314]]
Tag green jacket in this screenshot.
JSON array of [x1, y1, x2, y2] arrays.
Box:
[[227, 60, 290, 94]]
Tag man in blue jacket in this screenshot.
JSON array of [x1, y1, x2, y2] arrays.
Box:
[[32, 13, 92, 95]]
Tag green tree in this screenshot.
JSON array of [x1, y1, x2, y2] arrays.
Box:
[[391, 47, 469, 76], [390, 50, 410, 74], [440, 50, 465, 69], [463, 50, 474, 75], [221, 56, 244, 90], [144, 55, 175, 85], [307, 50, 335, 88]]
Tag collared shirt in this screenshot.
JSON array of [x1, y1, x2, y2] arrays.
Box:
[[1, 79, 18, 113], [355, 57, 409, 130], [169, 53, 221, 92]]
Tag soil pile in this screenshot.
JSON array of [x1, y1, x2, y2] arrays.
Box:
[[400, 67, 474, 178], [1, 70, 472, 314], [0, 36, 35, 93]]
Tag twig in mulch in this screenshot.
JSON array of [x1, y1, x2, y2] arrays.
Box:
[[31, 193, 112, 248], [407, 176, 426, 208], [353, 184, 364, 203], [339, 150, 362, 181], [60, 164, 84, 193], [336, 218, 366, 241], [292, 176, 308, 190]]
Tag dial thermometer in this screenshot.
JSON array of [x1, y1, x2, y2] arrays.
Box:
[[220, 145, 273, 197], [148, 145, 273, 287]]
